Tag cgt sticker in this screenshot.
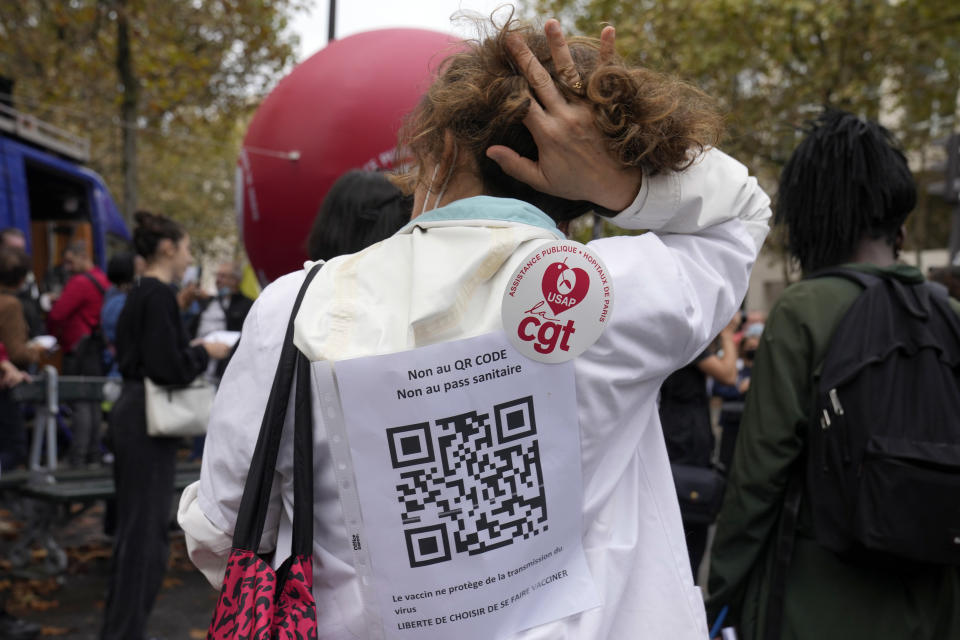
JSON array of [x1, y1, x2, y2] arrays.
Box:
[[502, 240, 614, 363]]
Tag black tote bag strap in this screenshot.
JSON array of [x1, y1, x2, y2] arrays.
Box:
[[82, 271, 107, 296], [291, 350, 314, 556], [232, 262, 323, 551]]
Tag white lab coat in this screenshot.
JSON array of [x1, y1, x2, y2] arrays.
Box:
[[179, 148, 771, 639]]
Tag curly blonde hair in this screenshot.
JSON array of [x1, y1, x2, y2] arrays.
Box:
[[392, 15, 723, 220]]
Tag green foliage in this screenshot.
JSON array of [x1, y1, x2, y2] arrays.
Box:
[[0, 0, 305, 251], [529, 0, 960, 250]]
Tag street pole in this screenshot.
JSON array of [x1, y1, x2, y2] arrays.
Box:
[[328, 0, 337, 43]]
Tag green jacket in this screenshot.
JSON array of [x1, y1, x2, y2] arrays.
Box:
[[707, 263, 960, 640]]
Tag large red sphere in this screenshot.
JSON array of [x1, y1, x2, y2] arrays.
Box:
[[238, 28, 457, 282]]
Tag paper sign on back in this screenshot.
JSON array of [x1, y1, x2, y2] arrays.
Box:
[[332, 332, 601, 639]]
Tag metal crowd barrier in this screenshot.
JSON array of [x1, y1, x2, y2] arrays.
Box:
[[3, 370, 199, 576], [10, 367, 121, 472]]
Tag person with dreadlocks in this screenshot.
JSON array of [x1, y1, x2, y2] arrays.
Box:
[[705, 109, 960, 640]]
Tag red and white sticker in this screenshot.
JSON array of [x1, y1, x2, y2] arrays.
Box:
[[502, 240, 614, 363]]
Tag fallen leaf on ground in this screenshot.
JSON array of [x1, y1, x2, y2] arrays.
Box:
[[26, 597, 59, 611], [40, 626, 70, 636], [68, 546, 112, 565], [162, 576, 183, 589]]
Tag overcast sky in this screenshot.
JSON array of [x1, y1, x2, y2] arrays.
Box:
[[290, 0, 521, 59]]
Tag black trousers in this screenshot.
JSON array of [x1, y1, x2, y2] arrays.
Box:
[[683, 519, 709, 579], [100, 382, 179, 640], [62, 349, 103, 466], [717, 412, 741, 475], [0, 389, 27, 471]]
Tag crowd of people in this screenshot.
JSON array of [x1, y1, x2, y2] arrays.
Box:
[[0, 223, 245, 638], [0, 13, 958, 640], [0, 232, 248, 471]]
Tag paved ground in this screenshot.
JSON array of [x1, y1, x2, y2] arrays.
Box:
[[2, 502, 219, 639]]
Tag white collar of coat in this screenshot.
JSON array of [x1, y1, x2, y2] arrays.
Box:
[[399, 195, 566, 239], [294, 198, 564, 362]]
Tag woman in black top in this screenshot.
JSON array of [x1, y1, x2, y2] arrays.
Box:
[[101, 211, 229, 640]]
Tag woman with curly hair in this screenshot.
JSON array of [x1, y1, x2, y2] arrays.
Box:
[[180, 16, 770, 639]]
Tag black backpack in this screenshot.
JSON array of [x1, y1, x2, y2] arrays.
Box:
[[806, 268, 960, 565]]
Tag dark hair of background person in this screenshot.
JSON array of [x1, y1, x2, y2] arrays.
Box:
[[106, 252, 136, 287], [0, 246, 29, 288], [132, 210, 184, 260], [776, 108, 917, 274], [928, 266, 960, 300], [391, 13, 722, 222], [306, 170, 413, 262]]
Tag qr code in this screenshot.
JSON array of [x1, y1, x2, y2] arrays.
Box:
[[386, 396, 548, 568]]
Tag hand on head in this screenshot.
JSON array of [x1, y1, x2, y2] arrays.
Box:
[[485, 20, 643, 211], [395, 17, 718, 221]]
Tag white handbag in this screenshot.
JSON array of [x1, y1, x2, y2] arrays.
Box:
[[144, 377, 216, 437]]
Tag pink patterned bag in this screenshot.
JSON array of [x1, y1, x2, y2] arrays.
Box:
[[207, 265, 321, 639]]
